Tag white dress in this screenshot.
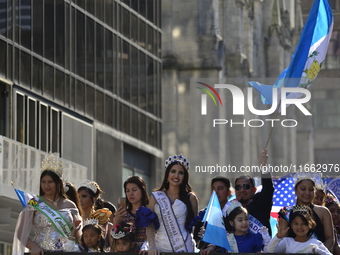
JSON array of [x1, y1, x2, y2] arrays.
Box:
[[266, 235, 332, 255], [154, 199, 195, 252]]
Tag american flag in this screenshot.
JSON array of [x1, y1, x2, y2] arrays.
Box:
[[271, 173, 296, 219]]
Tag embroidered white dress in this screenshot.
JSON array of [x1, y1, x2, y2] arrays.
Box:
[[154, 199, 195, 252], [33, 208, 77, 251]]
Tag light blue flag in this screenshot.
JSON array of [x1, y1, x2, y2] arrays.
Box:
[[202, 191, 231, 251], [13, 188, 35, 207], [249, 0, 334, 105]]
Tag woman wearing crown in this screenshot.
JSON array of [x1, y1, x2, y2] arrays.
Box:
[[278, 173, 334, 252], [12, 153, 82, 255], [136, 154, 198, 254]]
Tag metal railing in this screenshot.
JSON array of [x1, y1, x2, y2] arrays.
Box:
[[0, 135, 87, 196]]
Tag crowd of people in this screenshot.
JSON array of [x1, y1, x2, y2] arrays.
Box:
[[11, 151, 340, 254]]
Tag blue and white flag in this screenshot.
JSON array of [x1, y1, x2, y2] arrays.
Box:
[[249, 0, 334, 105], [202, 191, 231, 251], [13, 187, 35, 207]]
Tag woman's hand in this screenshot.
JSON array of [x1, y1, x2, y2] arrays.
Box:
[[200, 244, 216, 255], [198, 225, 206, 238], [112, 206, 127, 225]]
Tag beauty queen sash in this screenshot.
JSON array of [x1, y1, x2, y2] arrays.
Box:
[[29, 196, 72, 238], [152, 191, 188, 252]]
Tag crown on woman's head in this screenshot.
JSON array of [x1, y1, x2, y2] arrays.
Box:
[[165, 154, 190, 169], [110, 223, 133, 239], [83, 218, 99, 227], [226, 200, 243, 215], [79, 179, 97, 194], [293, 172, 324, 187], [41, 152, 63, 177]]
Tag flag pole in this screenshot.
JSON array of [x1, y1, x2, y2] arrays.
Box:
[[264, 100, 281, 149]]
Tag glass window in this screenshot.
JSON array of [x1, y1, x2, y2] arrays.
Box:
[[112, 1, 117, 30], [140, 0, 146, 18], [65, 3, 70, 70], [131, 109, 139, 139], [20, 50, 31, 89], [39, 103, 48, 151], [131, 14, 138, 43], [121, 103, 130, 135], [75, 79, 85, 113], [56, 1, 65, 67], [86, 85, 94, 118], [140, 113, 146, 142], [44, 63, 54, 99], [86, 0, 94, 16], [70, 77, 75, 110], [27, 98, 37, 147], [0, 1, 7, 36], [147, 0, 154, 23], [139, 20, 146, 48], [14, 48, 19, 83], [65, 74, 70, 107], [76, 0, 85, 10], [16, 92, 25, 143], [0, 40, 6, 77], [55, 69, 64, 103], [96, 23, 104, 88], [122, 40, 130, 102], [147, 25, 153, 53], [157, 61, 161, 118], [32, 0, 44, 56], [122, 167, 133, 196], [76, 10, 85, 78], [147, 57, 154, 114], [131, 46, 139, 106], [131, 0, 138, 12], [50, 108, 59, 152], [113, 34, 117, 94], [122, 7, 130, 39], [139, 52, 146, 110], [20, 0, 31, 50], [32, 57, 42, 94], [14, 0, 19, 44], [147, 117, 155, 146], [96, 1, 103, 22], [105, 28, 114, 93], [86, 17, 95, 83], [7, 44, 12, 80], [45, 0, 54, 62], [104, 0, 113, 27], [105, 95, 113, 127], [95, 90, 104, 123]]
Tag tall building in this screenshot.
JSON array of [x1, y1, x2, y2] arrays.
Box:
[[0, 1, 162, 252]]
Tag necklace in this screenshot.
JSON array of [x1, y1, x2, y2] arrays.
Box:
[[44, 196, 60, 207]]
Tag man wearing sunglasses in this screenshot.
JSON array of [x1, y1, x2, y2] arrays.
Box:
[[234, 148, 274, 236]]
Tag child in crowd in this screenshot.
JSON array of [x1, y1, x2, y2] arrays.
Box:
[[110, 222, 135, 252], [267, 205, 332, 254], [325, 195, 340, 255], [64, 218, 106, 252], [226, 200, 263, 253]]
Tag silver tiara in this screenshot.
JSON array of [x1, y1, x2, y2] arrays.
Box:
[[110, 224, 132, 239], [83, 218, 99, 227], [293, 172, 324, 188], [226, 200, 243, 216], [165, 154, 190, 169], [79, 179, 97, 194]]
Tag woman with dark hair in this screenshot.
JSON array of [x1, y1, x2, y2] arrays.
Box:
[[77, 179, 103, 220], [137, 154, 198, 253], [113, 176, 149, 252], [65, 181, 83, 216], [325, 195, 340, 255], [279, 173, 334, 251], [12, 153, 82, 255]]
